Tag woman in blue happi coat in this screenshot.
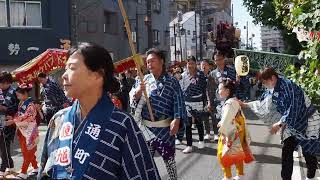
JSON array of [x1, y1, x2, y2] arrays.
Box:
[[239, 68, 320, 180], [38, 42, 160, 180]]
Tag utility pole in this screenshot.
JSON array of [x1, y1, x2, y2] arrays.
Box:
[[179, 24, 183, 61], [135, 7, 139, 52], [185, 27, 187, 60], [146, 0, 152, 49], [194, 10, 197, 60], [174, 24, 177, 61], [231, 3, 234, 24], [71, 0, 77, 45], [246, 21, 249, 49], [199, 0, 203, 61]]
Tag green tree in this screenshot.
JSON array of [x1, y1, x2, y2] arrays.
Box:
[[242, 0, 302, 54], [243, 0, 320, 108]]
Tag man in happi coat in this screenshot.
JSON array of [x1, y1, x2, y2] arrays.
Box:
[[207, 51, 250, 136], [130, 48, 186, 180], [38, 72, 70, 124], [179, 56, 207, 153], [0, 72, 19, 177], [240, 68, 320, 180]]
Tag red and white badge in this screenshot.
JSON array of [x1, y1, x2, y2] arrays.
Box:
[[59, 122, 73, 141], [54, 147, 71, 166]]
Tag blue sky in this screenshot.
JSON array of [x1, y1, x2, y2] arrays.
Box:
[[232, 0, 261, 49]]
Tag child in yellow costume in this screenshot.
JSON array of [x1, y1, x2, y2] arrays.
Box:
[[217, 80, 254, 180]]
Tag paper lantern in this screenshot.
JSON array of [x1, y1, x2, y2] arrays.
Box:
[[235, 55, 250, 76]]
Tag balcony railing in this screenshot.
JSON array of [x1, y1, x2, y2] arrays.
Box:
[[233, 49, 300, 74]]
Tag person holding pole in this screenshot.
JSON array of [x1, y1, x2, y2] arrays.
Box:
[[38, 43, 160, 180], [130, 48, 186, 180]]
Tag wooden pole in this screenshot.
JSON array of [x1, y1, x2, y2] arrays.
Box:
[[118, 0, 155, 121]]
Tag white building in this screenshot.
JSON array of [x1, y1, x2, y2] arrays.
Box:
[[169, 0, 232, 61], [260, 26, 285, 53], [169, 11, 200, 62]]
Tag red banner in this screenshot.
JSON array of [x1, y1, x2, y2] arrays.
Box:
[[12, 49, 68, 83], [13, 49, 145, 83], [113, 54, 145, 73]]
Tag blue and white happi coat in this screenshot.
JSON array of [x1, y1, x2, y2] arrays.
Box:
[[247, 77, 320, 155], [180, 70, 207, 119], [39, 94, 160, 180], [0, 86, 18, 140], [130, 73, 186, 148], [208, 65, 250, 101]]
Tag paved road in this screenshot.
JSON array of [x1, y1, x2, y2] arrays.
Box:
[[154, 109, 320, 180], [4, 114, 320, 180]]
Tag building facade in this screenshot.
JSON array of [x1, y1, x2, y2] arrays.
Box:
[[73, 0, 171, 62], [260, 26, 285, 53], [169, 0, 232, 62], [0, 0, 71, 71], [169, 11, 200, 62]]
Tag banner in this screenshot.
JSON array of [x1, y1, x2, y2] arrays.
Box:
[[12, 49, 68, 83], [114, 54, 145, 73], [12, 49, 144, 83]]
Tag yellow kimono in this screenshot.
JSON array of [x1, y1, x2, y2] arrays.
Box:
[[217, 98, 254, 178]]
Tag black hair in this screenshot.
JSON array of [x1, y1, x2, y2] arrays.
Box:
[[213, 50, 226, 60], [68, 42, 120, 93], [0, 72, 14, 84], [146, 48, 166, 72], [221, 79, 236, 99], [37, 72, 47, 78], [16, 83, 32, 94], [187, 56, 197, 62], [201, 59, 210, 64], [33, 99, 42, 104]]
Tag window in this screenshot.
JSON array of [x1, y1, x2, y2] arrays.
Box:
[[104, 10, 118, 34], [10, 1, 42, 27], [153, 29, 160, 45], [152, 0, 161, 13], [0, 0, 7, 27]]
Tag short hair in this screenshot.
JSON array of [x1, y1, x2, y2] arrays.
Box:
[[0, 72, 14, 84], [146, 48, 166, 63], [201, 59, 210, 64], [187, 56, 197, 62], [213, 50, 226, 59], [37, 72, 47, 78], [259, 67, 279, 80], [146, 48, 166, 71]]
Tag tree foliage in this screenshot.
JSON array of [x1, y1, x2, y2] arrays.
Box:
[[242, 0, 302, 54], [243, 0, 320, 108]]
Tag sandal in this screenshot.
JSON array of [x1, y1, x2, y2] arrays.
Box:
[[14, 173, 27, 180]]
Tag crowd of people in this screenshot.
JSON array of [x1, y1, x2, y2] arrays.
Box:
[[0, 42, 319, 180]]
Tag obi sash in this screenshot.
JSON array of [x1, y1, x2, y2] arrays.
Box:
[[51, 94, 114, 179]]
